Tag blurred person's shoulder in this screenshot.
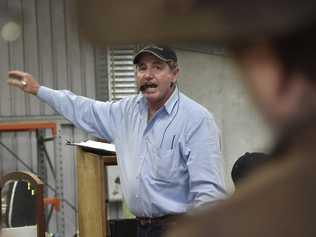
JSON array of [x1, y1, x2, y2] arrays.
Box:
[[166, 135, 316, 237]]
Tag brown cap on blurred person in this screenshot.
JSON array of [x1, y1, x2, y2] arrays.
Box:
[[78, 0, 316, 44]]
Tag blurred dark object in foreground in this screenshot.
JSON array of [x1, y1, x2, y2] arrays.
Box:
[[166, 121, 316, 237]]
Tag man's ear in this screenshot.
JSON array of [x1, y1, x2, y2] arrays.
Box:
[[173, 67, 179, 76], [170, 67, 179, 85], [235, 42, 315, 128], [238, 42, 287, 97], [240, 42, 307, 98], [250, 43, 310, 110], [281, 72, 309, 108]]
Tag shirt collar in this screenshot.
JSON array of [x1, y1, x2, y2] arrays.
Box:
[[136, 93, 147, 114], [164, 87, 179, 114], [136, 87, 179, 115]]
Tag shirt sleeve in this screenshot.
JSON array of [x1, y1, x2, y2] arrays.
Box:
[[37, 86, 123, 142], [184, 115, 227, 207]]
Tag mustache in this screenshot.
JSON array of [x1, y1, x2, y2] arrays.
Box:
[[139, 83, 157, 92]]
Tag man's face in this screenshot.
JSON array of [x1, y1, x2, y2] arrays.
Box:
[[135, 53, 179, 106]]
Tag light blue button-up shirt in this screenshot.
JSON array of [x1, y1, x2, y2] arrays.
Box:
[[38, 86, 227, 217]]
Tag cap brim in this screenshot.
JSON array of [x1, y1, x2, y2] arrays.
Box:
[[78, 0, 316, 45]]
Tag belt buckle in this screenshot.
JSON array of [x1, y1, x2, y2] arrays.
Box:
[[139, 218, 153, 225]]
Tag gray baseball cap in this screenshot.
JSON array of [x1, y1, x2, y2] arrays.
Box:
[[133, 45, 177, 64]]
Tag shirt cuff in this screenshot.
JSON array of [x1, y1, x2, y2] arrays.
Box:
[[37, 86, 55, 101]]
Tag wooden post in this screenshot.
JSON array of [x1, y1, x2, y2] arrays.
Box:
[[76, 148, 107, 237]]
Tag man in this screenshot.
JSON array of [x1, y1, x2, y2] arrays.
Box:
[[165, 2, 316, 237], [8, 45, 227, 237]]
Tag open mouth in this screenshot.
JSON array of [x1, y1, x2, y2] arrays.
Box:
[[140, 83, 157, 92]]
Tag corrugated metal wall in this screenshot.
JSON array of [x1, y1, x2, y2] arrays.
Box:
[[0, 0, 99, 236], [0, 0, 96, 118]]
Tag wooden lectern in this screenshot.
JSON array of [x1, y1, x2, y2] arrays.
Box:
[[76, 147, 117, 237]]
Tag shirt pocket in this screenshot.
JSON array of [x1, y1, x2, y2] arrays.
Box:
[[152, 147, 179, 181]]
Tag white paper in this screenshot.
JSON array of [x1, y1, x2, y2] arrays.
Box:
[[67, 140, 116, 153], [2, 225, 37, 237]]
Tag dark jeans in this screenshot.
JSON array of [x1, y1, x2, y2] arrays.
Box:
[[137, 221, 169, 237]]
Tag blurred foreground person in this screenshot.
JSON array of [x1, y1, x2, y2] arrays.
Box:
[[166, 2, 316, 237]]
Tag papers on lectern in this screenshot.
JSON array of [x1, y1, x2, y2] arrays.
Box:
[[66, 139, 116, 155]]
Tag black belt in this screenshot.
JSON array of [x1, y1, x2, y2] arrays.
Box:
[[136, 214, 183, 226]]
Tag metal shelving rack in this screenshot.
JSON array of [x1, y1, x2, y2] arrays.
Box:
[[0, 121, 65, 235]]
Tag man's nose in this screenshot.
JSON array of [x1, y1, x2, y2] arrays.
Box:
[[143, 69, 154, 79]]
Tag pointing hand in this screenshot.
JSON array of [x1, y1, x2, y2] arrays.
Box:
[[8, 70, 40, 95]]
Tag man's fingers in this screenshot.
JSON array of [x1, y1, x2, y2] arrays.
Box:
[[8, 70, 27, 80], [8, 70, 28, 88], [7, 78, 27, 87]]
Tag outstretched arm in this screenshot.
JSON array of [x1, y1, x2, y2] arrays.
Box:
[[7, 70, 121, 141]]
